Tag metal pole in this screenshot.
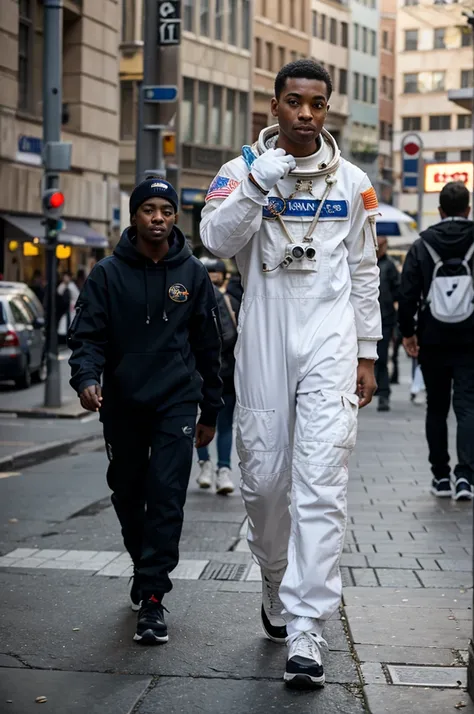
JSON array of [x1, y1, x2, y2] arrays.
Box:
[[43, 0, 63, 408], [417, 155, 424, 232]]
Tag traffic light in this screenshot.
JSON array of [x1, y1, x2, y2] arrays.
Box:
[[42, 189, 65, 219], [163, 132, 176, 157]]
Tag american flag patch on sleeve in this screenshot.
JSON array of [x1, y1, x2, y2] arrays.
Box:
[[205, 175, 240, 202], [361, 186, 379, 211]]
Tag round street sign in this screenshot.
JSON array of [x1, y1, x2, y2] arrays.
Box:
[[402, 134, 422, 159]]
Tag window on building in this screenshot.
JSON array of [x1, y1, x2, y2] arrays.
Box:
[[402, 116, 421, 131], [388, 78, 393, 99], [382, 76, 387, 94], [330, 18, 337, 44], [339, 68, 347, 95], [278, 0, 283, 23], [434, 151, 447, 162], [404, 29, 418, 51], [462, 29, 473, 47], [328, 65, 336, 84], [210, 86, 222, 145], [301, 0, 306, 31], [237, 92, 248, 147], [388, 123, 393, 140], [122, 0, 136, 42], [434, 28, 446, 49], [242, 0, 250, 48], [181, 78, 194, 142], [362, 75, 368, 102], [404, 73, 419, 93], [383, 30, 389, 49], [255, 37, 262, 67], [290, 0, 296, 28], [215, 0, 224, 40], [312, 11, 318, 37], [404, 0, 419, 5], [370, 77, 376, 104], [291, 50, 298, 61], [183, 0, 194, 31], [196, 82, 209, 143], [120, 81, 137, 140], [461, 149, 472, 161], [458, 114, 472, 129], [362, 27, 368, 52], [341, 22, 348, 47], [200, 0, 209, 36], [432, 71, 445, 91], [354, 23, 359, 50], [278, 46, 285, 68], [223, 89, 235, 146], [371, 30, 376, 55], [321, 14, 326, 40], [379, 121, 386, 140], [229, 0, 238, 45], [461, 69, 474, 88], [266, 42, 273, 71], [429, 115, 451, 131], [18, 0, 34, 112], [353, 72, 360, 100]]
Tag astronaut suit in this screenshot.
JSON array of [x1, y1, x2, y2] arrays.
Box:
[[200, 125, 381, 645]]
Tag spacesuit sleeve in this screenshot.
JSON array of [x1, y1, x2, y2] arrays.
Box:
[[200, 161, 267, 259], [344, 175, 382, 360]]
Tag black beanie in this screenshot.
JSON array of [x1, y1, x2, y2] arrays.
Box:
[[129, 178, 179, 217]]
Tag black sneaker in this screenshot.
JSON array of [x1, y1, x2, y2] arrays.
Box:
[[377, 397, 390, 412], [430, 478, 452, 498], [130, 570, 141, 612], [453, 477, 473, 502], [133, 594, 168, 645], [284, 633, 325, 689], [261, 604, 287, 643]]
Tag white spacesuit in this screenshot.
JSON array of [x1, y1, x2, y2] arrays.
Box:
[[200, 125, 381, 642]]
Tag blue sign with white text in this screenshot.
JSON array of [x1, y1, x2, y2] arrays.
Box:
[[263, 198, 349, 220]]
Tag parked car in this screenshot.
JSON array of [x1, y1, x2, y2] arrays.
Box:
[[0, 282, 46, 389]]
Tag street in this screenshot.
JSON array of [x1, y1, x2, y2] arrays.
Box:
[[0, 359, 473, 713]]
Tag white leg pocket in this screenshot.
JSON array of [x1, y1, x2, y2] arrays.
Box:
[[301, 390, 359, 451]]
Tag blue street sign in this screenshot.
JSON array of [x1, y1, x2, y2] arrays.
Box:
[[143, 85, 178, 103]]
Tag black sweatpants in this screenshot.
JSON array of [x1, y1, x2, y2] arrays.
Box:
[[420, 353, 474, 482], [375, 324, 393, 400], [103, 404, 197, 597]]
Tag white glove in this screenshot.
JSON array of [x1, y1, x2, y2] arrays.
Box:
[[250, 148, 297, 192]]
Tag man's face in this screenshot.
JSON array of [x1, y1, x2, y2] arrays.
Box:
[[378, 236, 388, 256], [133, 197, 177, 244], [271, 78, 330, 148], [208, 271, 226, 287]]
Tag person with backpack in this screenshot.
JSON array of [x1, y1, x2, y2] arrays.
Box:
[[398, 181, 474, 501], [196, 258, 240, 495], [375, 235, 400, 412]]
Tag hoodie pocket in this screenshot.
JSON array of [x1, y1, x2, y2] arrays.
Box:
[[112, 351, 192, 407]]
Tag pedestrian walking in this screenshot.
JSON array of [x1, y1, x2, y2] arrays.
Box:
[[375, 235, 400, 412], [399, 181, 474, 501], [29, 269, 45, 304], [197, 257, 240, 495], [200, 59, 381, 688], [57, 271, 80, 343], [68, 178, 222, 645]]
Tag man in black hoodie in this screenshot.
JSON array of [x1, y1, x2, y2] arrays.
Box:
[[399, 181, 474, 501], [69, 179, 222, 644], [375, 235, 400, 412]]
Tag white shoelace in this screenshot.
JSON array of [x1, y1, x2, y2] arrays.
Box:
[[287, 632, 327, 662]]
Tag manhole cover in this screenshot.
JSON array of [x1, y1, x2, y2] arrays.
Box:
[[387, 665, 467, 688], [199, 561, 248, 581]]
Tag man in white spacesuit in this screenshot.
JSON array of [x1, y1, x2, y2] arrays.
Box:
[[200, 60, 381, 688]]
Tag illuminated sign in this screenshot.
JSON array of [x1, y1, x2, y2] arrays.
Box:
[[425, 162, 473, 193]]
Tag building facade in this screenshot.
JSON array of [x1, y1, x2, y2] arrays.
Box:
[[0, 0, 121, 282], [378, 0, 396, 203], [347, 0, 380, 184], [119, 0, 253, 243], [393, 0, 473, 229], [310, 0, 350, 151]]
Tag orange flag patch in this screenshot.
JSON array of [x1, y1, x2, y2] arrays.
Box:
[[361, 187, 379, 211]]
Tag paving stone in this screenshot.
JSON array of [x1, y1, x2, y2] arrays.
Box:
[[417, 571, 473, 589], [416, 557, 441, 571], [340, 554, 368, 568], [351, 568, 379, 587], [387, 664, 467, 688], [366, 555, 420, 570], [436, 559, 472, 572], [355, 644, 462, 666], [375, 569, 422, 588], [373, 543, 444, 555], [343, 587, 471, 609], [364, 683, 474, 714], [0, 654, 26, 668], [361, 662, 387, 684]]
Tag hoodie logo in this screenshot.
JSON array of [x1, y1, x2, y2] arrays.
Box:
[[169, 284, 189, 303]]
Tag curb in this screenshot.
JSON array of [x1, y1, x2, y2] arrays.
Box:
[[0, 435, 98, 471], [0, 407, 89, 420]]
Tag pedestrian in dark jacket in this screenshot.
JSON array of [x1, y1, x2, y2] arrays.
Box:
[[375, 236, 400, 412], [68, 178, 222, 645], [196, 257, 240, 495], [398, 181, 474, 501]]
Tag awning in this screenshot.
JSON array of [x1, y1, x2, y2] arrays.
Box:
[[376, 203, 420, 247], [2, 214, 109, 248]]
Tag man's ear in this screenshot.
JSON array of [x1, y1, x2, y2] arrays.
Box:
[[326, 104, 330, 114], [270, 97, 278, 118], [131, 215, 136, 227], [174, 212, 179, 225]]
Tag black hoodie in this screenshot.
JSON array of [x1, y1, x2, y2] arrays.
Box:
[[398, 218, 474, 347], [69, 227, 222, 426]]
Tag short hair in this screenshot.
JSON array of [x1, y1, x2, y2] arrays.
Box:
[[439, 181, 470, 216], [274, 59, 333, 100]]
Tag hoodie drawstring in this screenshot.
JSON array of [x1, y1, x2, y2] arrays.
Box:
[[144, 265, 150, 325], [162, 266, 169, 322]]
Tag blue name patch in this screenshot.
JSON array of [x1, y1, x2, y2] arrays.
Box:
[[263, 198, 349, 221]]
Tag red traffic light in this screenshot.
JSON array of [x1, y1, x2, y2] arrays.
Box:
[[48, 191, 65, 209]]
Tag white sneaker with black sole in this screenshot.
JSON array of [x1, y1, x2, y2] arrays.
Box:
[[284, 632, 326, 688], [197, 460, 213, 489], [216, 467, 234, 495], [453, 477, 473, 501], [261, 567, 287, 643]]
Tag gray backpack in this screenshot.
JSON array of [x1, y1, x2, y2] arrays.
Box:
[[423, 240, 474, 324]]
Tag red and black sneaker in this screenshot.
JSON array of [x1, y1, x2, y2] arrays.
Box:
[[133, 594, 168, 645]]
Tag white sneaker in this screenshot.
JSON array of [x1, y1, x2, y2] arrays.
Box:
[[284, 632, 326, 688], [197, 460, 213, 489], [261, 567, 287, 643], [216, 467, 234, 495]]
